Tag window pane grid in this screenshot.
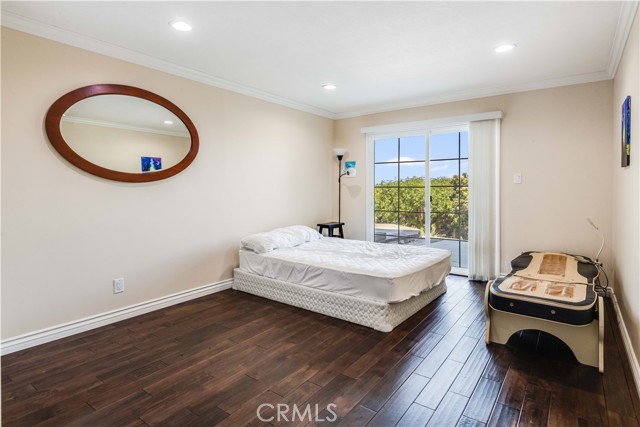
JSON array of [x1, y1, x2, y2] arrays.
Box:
[[375, 160, 425, 165], [375, 185, 424, 189], [376, 209, 422, 213], [428, 157, 469, 162], [428, 131, 468, 269], [374, 136, 427, 245]]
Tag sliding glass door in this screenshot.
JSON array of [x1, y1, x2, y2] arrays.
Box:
[[371, 129, 469, 275], [429, 131, 468, 274]]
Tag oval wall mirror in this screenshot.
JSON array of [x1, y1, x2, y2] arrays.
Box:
[[45, 84, 199, 182]]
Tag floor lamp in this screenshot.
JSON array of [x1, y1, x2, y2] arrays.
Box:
[[334, 148, 354, 225]]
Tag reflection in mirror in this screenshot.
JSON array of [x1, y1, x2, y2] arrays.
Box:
[[61, 95, 191, 174], [45, 84, 199, 183]]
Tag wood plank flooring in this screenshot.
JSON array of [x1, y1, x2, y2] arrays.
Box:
[[2, 276, 639, 426]]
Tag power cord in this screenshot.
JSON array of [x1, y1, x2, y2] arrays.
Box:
[[574, 254, 610, 297], [584, 218, 611, 297], [594, 262, 611, 297]]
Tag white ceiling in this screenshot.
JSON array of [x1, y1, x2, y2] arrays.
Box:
[[2, 1, 638, 119]]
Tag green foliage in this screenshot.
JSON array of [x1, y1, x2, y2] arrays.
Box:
[[375, 173, 468, 239]]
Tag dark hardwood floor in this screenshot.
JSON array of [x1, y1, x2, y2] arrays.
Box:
[[2, 276, 639, 426]]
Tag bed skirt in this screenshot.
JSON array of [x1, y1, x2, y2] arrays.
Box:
[[232, 268, 447, 332]]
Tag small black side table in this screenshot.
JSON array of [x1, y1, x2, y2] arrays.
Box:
[[317, 222, 344, 238]]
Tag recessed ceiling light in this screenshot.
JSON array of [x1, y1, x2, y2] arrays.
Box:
[[170, 20, 192, 32], [323, 84, 337, 90], [494, 44, 516, 53], [164, 120, 174, 125]]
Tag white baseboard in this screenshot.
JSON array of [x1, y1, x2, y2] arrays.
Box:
[[610, 292, 640, 398], [0, 279, 233, 355]]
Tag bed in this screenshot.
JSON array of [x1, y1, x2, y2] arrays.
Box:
[[233, 225, 451, 332]]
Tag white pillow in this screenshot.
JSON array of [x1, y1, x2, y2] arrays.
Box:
[[240, 225, 322, 253], [240, 232, 279, 254], [273, 225, 322, 242]]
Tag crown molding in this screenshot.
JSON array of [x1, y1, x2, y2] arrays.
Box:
[[335, 71, 612, 120], [606, 1, 639, 78], [0, 11, 338, 120], [2, 4, 635, 122]]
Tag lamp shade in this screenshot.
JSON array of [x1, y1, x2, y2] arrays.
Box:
[[333, 148, 347, 157]]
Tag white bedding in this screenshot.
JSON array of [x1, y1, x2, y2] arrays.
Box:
[[238, 238, 451, 303]]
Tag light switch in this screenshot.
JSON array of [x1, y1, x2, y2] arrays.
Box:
[[513, 173, 522, 184]]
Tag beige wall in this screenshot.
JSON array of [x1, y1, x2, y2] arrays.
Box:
[[612, 10, 640, 376], [1, 28, 334, 339], [335, 81, 613, 275]]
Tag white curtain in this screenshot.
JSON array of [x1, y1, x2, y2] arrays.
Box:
[[468, 119, 500, 281]]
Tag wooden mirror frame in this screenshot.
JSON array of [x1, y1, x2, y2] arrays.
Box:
[[45, 84, 199, 183]]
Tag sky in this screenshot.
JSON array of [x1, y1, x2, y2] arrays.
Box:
[[374, 132, 468, 185]]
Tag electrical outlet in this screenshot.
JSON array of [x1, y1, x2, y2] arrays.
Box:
[[513, 173, 522, 184], [113, 278, 124, 294]]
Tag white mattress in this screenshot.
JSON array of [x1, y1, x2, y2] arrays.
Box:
[[238, 238, 451, 303]]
